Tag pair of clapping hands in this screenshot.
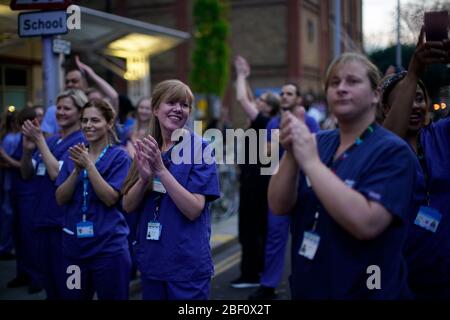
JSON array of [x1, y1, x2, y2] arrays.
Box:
[[134, 136, 165, 182], [280, 107, 319, 171], [21, 119, 43, 151]]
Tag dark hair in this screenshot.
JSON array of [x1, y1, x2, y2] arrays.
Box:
[[118, 94, 134, 124], [264, 92, 281, 116], [284, 82, 301, 97], [82, 99, 119, 144], [378, 71, 430, 124], [17, 107, 37, 127], [66, 67, 87, 81]]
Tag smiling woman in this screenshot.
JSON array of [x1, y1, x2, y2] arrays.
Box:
[[122, 79, 220, 300], [18, 88, 87, 299], [379, 29, 450, 299], [55, 98, 132, 300]]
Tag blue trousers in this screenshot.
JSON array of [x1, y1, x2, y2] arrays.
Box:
[[37, 227, 64, 299], [0, 184, 14, 254], [141, 277, 210, 300], [260, 210, 290, 288], [61, 249, 131, 300], [11, 191, 41, 285]]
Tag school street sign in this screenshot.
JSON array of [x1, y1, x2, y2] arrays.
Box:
[[18, 10, 68, 37]]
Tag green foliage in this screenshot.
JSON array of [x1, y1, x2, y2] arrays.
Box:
[[190, 0, 230, 98], [369, 45, 448, 99]]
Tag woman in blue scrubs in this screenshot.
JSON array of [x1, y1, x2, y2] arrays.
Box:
[[20, 89, 87, 298], [122, 80, 220, 300], [56, 99, 131, 300], [380, 29, 450, 299], [7, 108, 41, 291], [269, 53, 417, 299]]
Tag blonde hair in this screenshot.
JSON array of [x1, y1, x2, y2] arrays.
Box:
[[57, 89, 88, 110], [324, 52, 381, 92], [122, 79, 194, 195]]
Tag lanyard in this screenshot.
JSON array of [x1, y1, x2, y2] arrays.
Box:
[[81, 144, 110, 221], [310, 122, 377, 232], [416, 132, 431, 206], [153, 194, 162, 222]]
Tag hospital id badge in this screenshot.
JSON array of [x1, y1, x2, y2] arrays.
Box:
[[153, 177, 166, 194], [298, 231, 320, 260], [414, 206, 441, 233], [36, 162, 46, 176], [76, 221, 94, 238], [146, 222, 162, 240]]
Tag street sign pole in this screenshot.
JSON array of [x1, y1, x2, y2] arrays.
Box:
[[11, 0, 72, 109], [42, 35, 60, 108]]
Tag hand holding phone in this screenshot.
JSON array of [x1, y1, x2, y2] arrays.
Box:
[[424, 11, 448, 42]]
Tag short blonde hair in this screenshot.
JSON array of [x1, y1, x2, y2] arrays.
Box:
[[57, 89, 88, 110], [324, 52, 381, 92]]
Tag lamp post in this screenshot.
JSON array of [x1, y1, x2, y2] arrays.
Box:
[[396, 0, 402, 68]]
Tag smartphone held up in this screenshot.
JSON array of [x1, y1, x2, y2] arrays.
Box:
[[424, 11, 449, 42]]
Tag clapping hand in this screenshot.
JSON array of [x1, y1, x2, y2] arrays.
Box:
[[142, 136, 165, 177], [22, 119, 43, 143], [280, 107, 319, 171], [68, 143, 91, 171], [134, 139, 153, 182]]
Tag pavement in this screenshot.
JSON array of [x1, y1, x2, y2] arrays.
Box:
[[0, 212, 238, 300]]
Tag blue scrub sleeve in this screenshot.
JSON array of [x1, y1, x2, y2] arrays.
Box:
[[185, 160, 220, 202], [41, 106, 60, 135], [2, 133, 21, 155], [266, 116, 279, 142], [55, 153, 72, 187], [305, 114, 320, 133], [103, 151, 131, 192], [356, 145, 416, 223], [434, 116, 450, 137]]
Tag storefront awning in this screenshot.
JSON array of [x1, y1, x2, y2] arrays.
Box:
[[0, 4, 190, 60]]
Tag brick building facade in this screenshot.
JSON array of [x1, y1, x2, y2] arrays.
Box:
[[84, 0, 363, 126]]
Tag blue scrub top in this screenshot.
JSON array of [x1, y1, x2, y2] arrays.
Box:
[[41, 105, 60, 135], [9, 135, 38, 198], [1, 132, 21, 191], [134, 132, 220, 282], [56, 145, 131, 259], [267, 113, 320, 158], [404, 117, 450, 286], [290, 125, 416, 299], [33, 130, 85, 228]]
